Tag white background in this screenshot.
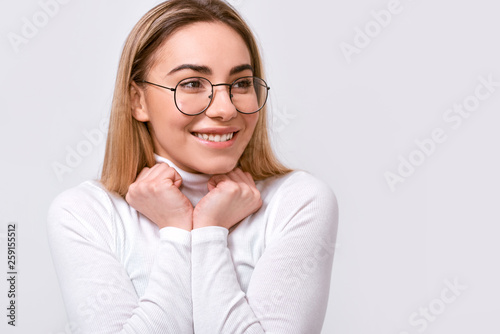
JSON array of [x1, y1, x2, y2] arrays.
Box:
[[1, 0, 499, 333]]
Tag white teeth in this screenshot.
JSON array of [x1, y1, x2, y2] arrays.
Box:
[[194, 132, 235, 142]]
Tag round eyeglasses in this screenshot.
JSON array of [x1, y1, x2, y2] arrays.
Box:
[[140, 76, 270, 116]]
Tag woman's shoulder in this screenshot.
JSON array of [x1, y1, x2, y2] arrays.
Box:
[[49, 179, 117, 212], [257, 170, 338, 232], [259, 170, 337, 206], [255, 170, 338, 244], [47, 179, 122, 235]]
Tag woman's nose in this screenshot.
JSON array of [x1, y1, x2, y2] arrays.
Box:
[[204, 85, 238, 121]]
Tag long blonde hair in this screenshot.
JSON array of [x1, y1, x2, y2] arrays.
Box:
[[101, 0, 291, 197]]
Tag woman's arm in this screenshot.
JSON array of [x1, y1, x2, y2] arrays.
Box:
[[47, 181, 193, 334], [190, 172, 339, 334]]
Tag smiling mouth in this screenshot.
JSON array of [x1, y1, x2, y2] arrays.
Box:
[[192, 132, 237, 142]]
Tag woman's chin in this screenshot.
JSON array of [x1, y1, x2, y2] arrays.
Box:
[[191, 162, 238, 175], [155, 150, 239, 175]]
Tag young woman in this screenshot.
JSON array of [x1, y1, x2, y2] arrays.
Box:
[[47, 1, 338, 333]]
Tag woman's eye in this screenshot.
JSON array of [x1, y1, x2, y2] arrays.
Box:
[[180, 80, 203, 89], [234, 79, 252, 88], [232, 79, 253, 94]]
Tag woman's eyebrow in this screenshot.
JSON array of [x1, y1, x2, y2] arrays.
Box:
[[167, 64, 254, 76], [230, 64, 254, 75], [168, 64, 212, 75]]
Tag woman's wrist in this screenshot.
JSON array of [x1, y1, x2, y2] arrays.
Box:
[[192, 219, 222, 230], [163, 217, 193, 231]]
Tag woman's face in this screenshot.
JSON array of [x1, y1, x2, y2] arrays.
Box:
[[130, 22, 260, 174]]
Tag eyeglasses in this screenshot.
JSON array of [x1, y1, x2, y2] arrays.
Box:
[[140, 76, 270, 116]]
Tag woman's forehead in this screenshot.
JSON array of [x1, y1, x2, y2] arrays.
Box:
[[152, 22, 252, 78]]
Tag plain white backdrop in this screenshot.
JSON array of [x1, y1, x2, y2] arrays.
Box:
[[1, 0, 500, 333]]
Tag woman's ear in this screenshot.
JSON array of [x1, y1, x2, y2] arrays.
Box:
[[130, 82, 150, 122]]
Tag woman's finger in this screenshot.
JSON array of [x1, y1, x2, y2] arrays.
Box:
[[242, 171, 256, 185], [138, 163, 182, 188], [207, 174, 228, 191], [142, 162, 172, 181], [228, 168, 257, 190], [226, 168, 246, 183], [135, 166, 151, 181], [170, 168, 183, 188]]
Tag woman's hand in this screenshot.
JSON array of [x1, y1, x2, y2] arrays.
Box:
[[125, 163, 194, 231], [193, 168, 262, 230]]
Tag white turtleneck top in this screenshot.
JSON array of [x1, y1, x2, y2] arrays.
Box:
[[47, 154, 338, 334]]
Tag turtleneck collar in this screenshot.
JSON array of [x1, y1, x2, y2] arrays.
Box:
[[154, 154, 211, 206]]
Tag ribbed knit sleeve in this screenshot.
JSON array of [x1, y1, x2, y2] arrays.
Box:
[[190, 172, 339, 334], [47, 182, 193, 334]]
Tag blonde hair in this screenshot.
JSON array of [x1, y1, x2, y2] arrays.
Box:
[[101, 0, 292, 197]]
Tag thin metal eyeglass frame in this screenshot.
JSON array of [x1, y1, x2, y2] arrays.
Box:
[[140, 76, 270, 116]]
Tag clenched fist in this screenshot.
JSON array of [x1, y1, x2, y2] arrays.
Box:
[[125, 163, 194, 231], [193, 168, 262, 230]]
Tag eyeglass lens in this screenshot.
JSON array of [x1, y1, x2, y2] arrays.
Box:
[[174, 77, 268, 115]]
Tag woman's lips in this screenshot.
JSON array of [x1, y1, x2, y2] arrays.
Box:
[[192, 132, 235, 142], [191, 131, 239, 147]]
